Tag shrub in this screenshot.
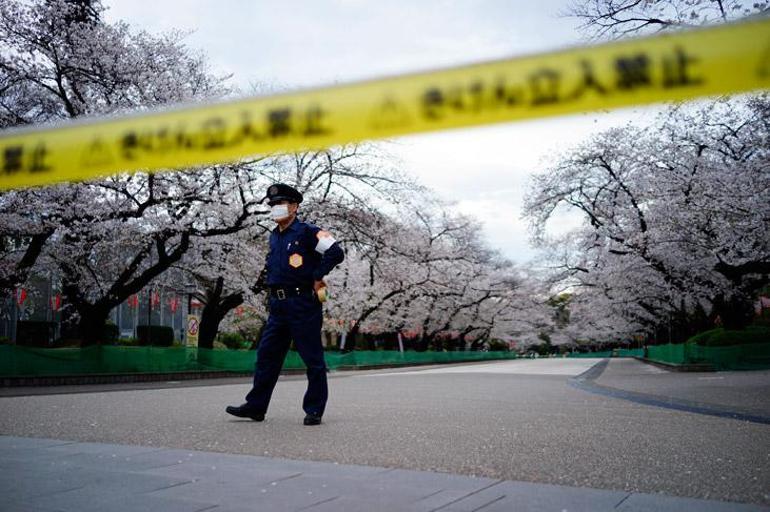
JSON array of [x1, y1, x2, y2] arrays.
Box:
[[487, 339, 510, 352], [103, 323, 119, 344], [16, 321, 56, 347], [50, 338, 82, 348], [218, 332, 250, 350], [687, 325, 770, 347], [136, 325, 175, 346], [114, 337, 140, 346]]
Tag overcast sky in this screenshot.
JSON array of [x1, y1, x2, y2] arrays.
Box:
[[104, 0, 658, 263]]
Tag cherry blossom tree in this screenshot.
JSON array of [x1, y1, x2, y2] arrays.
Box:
[[0, 0, 241, 343], [525, 96, 770, 342], [168, 222, 270, 349], [1, 0, 559, 351], [529, 0, 767, 347], [566, 0, 768, 40], [317, 202, 538, 351]]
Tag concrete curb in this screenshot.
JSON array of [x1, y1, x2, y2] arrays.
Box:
[[570, 359, 770, 425], [0, 370, 255, 388], [633, 356, 716, 372], [0, 357, 516, 387]]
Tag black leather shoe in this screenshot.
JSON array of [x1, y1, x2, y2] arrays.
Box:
[[226, 404, 265, 421], [303, 413, 322, 426]]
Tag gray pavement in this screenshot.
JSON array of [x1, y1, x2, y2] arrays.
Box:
[[1, 358, 769, 510], [597, 358, 770, 417], [2, 434, 768, 512]]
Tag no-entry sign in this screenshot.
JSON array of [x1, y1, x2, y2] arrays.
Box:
[[187, 315, 200, 347]]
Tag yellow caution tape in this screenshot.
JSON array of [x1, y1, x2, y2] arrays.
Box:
[[1, 18, 769, 191]]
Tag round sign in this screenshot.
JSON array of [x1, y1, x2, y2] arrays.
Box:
[[187, 317, 199, 336]]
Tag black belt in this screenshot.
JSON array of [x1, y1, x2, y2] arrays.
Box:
[[269, 285, 313, 299]]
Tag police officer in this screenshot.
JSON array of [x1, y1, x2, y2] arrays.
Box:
[[226, 183, 344, 425]]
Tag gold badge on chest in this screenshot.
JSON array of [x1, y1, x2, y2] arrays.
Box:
[[289, 253, 303, 268]]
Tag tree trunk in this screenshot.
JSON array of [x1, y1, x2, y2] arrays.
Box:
[[63, 232, 192, 346], [197, 306, 223, 349], [58, 301, 80, 341], [78, 306, 109, 346], [197, 276, 244, 349], [0, 230, 55, 296]]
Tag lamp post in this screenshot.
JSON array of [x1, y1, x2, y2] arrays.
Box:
[[147, 287, 152, 346]]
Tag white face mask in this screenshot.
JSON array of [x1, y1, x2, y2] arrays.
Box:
[[270, 204, 290, 220]]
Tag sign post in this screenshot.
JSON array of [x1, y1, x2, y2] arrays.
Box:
[[186, 315, 200, 347]]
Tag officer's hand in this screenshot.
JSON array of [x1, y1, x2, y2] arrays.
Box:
[[313, 280, 326, 292]]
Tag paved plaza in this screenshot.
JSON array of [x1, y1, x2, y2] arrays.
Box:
[[1, 358, 769, 511]]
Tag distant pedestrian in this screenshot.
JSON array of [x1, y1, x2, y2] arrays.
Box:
[[226, 184, 344, 425]]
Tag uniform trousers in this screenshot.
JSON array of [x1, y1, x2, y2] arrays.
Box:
[[245, 293, 328, 416]]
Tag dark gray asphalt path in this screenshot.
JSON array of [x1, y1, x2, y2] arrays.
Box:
[[1, 358, 768, 507]]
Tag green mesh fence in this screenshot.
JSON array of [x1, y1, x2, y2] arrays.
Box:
[[566, 349, 643, 358], [616, 348, 645, 357], [693, 343, 770, 370], [333, 350, 517, 367], [646, 344, 687, 365], [646, 342, 770, 370], [568, 351, 612, 358], [566, 344, 770, 370], [0, 346, 518, 378]]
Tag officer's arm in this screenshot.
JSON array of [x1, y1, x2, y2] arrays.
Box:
[[251, 236, 272, 294], [312, 229, 345, 281], [252, 260, 269, 293]]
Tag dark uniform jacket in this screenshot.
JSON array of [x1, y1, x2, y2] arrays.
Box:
[[264, 217, 344, 287]]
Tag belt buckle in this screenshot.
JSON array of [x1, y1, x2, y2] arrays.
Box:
[[276, 289, 286, 300]]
